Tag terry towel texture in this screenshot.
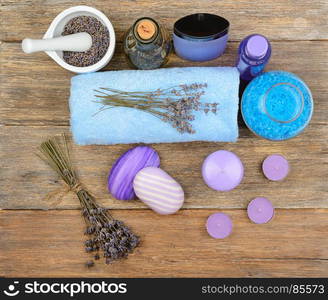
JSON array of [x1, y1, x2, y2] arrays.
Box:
[[69, 67, 240, 145]]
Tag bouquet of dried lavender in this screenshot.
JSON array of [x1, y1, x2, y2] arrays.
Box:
[[37, 134, 139, 267], [94, 83, 218, 134]]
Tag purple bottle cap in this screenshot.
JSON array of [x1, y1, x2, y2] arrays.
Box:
[[247, 197, 274, 224], [246, 35, 268, 59], [262, 154, 289, 181], [206, 212, 233, 239]]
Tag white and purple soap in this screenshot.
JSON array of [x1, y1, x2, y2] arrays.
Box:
[[133, 167, 184, 215]]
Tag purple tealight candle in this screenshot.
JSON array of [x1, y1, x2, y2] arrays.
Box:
[[247, 197, 274, 224], [262, 154, 289, 181], [202, 150, 244, 191], [206, 213, 232, 239]]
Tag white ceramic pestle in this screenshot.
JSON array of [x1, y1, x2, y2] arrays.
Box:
[[22, 32, 92, 54]]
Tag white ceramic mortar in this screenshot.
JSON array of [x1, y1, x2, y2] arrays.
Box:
[[43, 6, 115, 73]]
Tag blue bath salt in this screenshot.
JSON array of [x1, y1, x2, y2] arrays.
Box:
[[241, 71, 313, 140]]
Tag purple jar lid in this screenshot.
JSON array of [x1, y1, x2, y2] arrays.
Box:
[[247, 197, 274, 224], [206, 212, 233, 239], [174, 13, 229, 41], [108, 146, 160, 200], [202, 150, 244, 191], [246, 35, 268, 58]]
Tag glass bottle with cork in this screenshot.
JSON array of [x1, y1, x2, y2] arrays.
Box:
[[123, 17, 171, 70]]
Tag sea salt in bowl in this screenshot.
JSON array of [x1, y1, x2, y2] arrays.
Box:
[[43, 6, 115, 73], [241, 71, 313, 140]]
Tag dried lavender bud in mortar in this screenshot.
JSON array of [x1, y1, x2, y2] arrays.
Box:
[[62, 16, 110, 67]]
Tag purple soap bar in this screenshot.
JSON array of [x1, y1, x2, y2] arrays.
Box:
[[108, 146, 160, 200], [247, 197, 274, 224], [202, 150, 244, 191], [206, 212, 232, 239], [262, 154, 289, 181]]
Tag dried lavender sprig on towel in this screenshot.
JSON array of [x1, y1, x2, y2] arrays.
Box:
[[37, 134, 139, 267], [94, 83, 219, 134]]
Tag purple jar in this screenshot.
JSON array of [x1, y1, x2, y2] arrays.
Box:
[[236, 34, 271, 81], [173, 13, 229, 62]]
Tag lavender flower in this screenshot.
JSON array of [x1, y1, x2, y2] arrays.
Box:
[[80, 196, 140, 265], [38, 134, 139, 268], [94, 83, 219, 134]]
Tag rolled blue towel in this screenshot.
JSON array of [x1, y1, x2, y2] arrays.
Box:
[[69, 67, 239, 145]]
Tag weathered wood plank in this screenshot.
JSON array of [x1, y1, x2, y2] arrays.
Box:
[[0, 125, 327, 209], [1, 209, 327, 277], [1, 41, 327, 126], [1, 0, 327, 41]]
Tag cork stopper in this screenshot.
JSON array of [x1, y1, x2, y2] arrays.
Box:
[[135, 19, 157, 41]]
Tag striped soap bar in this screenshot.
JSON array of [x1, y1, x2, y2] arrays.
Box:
[[133, 167, 184, 215]]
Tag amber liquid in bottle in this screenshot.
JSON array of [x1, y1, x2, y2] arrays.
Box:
[[123, 17, 172, 70]]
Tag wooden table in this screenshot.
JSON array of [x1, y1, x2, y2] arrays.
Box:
[[1, 0, 327, 278]]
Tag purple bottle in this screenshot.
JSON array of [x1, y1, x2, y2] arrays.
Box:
[[236, 34, 271, 81]]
